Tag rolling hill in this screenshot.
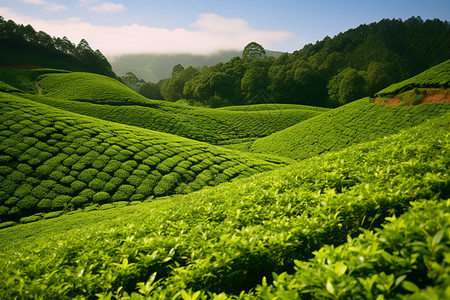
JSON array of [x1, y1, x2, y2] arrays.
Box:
[[0, 69, 325, 145]]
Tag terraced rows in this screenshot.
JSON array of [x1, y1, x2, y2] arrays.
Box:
[[0, 92, 293, 226], [24, 93, 321, 145], [218, 103, 330, 112], [251, 98, 450, 160]]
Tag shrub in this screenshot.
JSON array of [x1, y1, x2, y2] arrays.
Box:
[[78, 168, 99, 183], [7, 170, 26, 183], [37, 198, 53, 210], [154, 173, 179, 196], [51, 195, 71, 209], [36, 164, 53, 177], [31, 185, 49, 198], [19, 215, 41, 224], [92, 192, 110, 204], [126, 175, 143, 187], [16, 196, 39, 210], [71, 180, 87, 191], [89, 178, 106, 191], [49, 170, 64, 181], [43, 211, 64, 219], [79, 189, 95, 199], [114, 169, 130, 179], [60, 175, 75, 184], [14, 183, 33, 198], [16, 163, 33, 174], [70, 196, 89, 207], [0, 166, 13, 176], [122, 160, 138, 172], [103, 160, 121, 173]]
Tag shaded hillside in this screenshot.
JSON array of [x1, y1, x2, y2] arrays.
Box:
[[0, 92, 294, 226], [0, 16, 116, 78], [0, 112, 448, 298]]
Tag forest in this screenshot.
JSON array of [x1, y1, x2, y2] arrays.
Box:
[[0, 16, 116, 79], [122, 17, 450, 107]]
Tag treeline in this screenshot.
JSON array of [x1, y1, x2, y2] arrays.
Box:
[[0, 16, 116, 78], [125, 17, 450, 107]]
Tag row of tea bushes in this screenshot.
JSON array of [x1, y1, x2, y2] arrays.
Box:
[[0, 92, 292, 225]]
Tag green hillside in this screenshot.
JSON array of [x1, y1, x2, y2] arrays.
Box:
[[0, 112, 448, 298], [0, 92, 294, 226], [250, 98, 450, 160], [0, 69, 324, 145]]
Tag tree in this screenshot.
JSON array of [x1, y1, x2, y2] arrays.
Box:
[[161, 66, 199, 101], [171, 64, 184, 77], [121, 72, 145, 92], [241, 59, 271, 103], [242, 42, 266, 62], [337, 68, 367, 104]]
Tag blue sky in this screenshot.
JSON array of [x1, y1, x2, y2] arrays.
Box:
[[1, 0, 449, 57]]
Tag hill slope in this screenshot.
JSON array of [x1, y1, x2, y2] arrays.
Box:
[[0, 92, 293, 226], [0, 69, 324, 145], [0, 112, 448, 298], [250, 98, 449, 160]]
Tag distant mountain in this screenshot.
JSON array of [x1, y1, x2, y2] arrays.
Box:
[[110, 50, 284, 82]]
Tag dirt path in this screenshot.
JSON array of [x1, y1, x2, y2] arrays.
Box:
[[34, 81, 42, 96]]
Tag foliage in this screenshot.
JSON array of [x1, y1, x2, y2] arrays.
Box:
[[0, 113, 448, 298]]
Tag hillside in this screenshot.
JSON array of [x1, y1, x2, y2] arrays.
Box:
[[0, 92, 295, 226], [0, 111, 448, 298], [250, 59, 450, 160], [0, 69, 324, 145]]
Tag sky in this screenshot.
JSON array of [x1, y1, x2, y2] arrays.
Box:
[[0, 0, 449, 58]]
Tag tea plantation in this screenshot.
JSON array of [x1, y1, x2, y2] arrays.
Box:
[[0, 112, 448, 299], [0, 60, 449, 299], [0, 92, 294, 226]]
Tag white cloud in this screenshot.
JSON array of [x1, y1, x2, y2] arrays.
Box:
[[0, 8, 293, 57], [21, 0, 67, 11], [89, 2, 126, 13]]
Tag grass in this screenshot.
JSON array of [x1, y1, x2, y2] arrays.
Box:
[[217, 103, 330, 112], [0, 112, 448, 298], [0, 91, 294, 226], [250, 97, 450, 160], [376, 59, 450, 96]]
